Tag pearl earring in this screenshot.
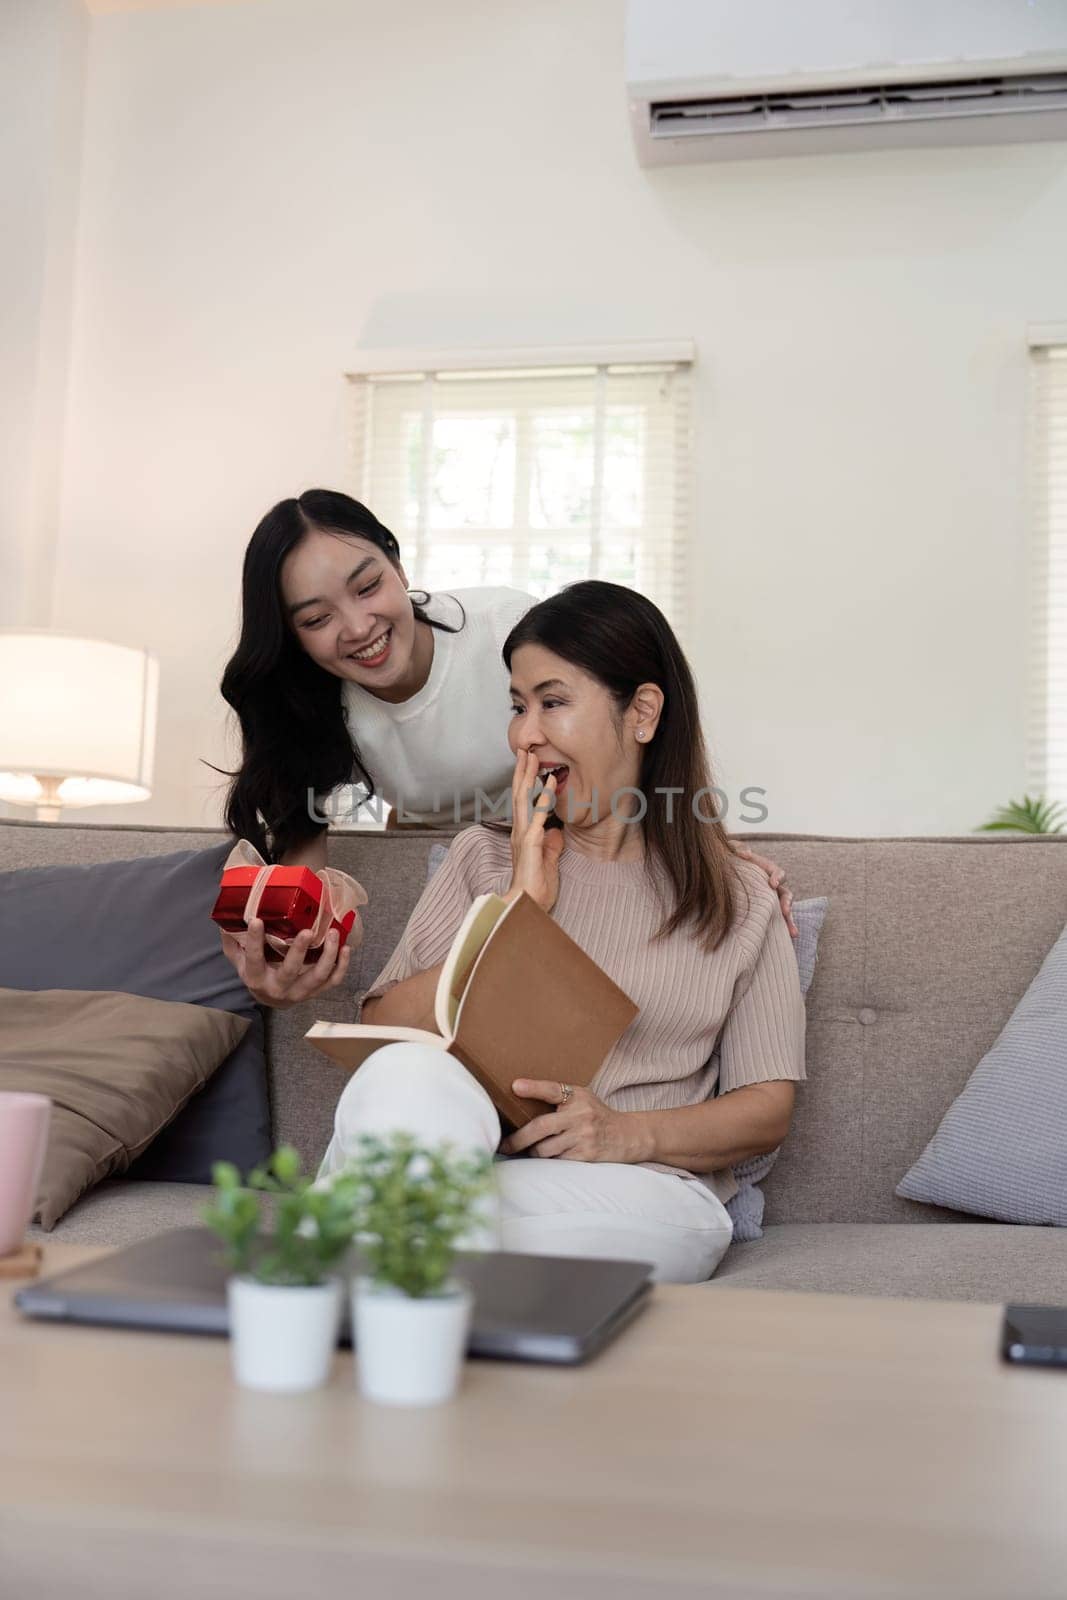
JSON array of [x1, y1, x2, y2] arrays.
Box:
[[636, 728, 647, 742]]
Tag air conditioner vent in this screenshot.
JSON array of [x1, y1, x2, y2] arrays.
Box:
[[650, 72, 1067, 142]]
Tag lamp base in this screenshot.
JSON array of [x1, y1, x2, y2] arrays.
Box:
[[0, 771, 151, 818], [33, 776, 63, 824]]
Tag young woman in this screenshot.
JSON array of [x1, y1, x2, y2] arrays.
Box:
[[221, 488, 534, 859], [315, 581, 806, 1284], [219, 490, 795, 1009]]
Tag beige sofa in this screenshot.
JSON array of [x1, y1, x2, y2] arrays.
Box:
[[8, 817, 1066, 1304]]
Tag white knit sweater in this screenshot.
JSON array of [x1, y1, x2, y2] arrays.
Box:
[[341, 587, 533, 826]]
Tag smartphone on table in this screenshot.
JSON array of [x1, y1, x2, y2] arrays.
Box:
[[1000, 1305, 1067, 1369]]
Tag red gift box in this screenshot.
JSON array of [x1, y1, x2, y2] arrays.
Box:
[[212, 866, 322, 938], [211, 864, 356, 963]]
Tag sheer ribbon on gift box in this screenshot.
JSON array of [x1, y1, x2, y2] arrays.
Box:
[[217, 840, 368, 963]]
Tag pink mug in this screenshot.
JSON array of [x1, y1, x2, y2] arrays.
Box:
[[0, 1092, 51, 1256]]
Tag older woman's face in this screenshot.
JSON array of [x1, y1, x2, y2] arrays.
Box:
[[507, 644, 641, 826]]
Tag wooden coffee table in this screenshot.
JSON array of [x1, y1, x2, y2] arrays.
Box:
[[2, 1243, 1065, 1599]]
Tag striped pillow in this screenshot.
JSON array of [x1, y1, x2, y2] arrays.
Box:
[[897, 916, 1067, 1223]]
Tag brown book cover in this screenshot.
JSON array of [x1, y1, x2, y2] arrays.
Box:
[[305, 891, 638, 1127]]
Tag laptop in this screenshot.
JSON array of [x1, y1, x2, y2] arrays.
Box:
[[15, 1227, 653, 1365]]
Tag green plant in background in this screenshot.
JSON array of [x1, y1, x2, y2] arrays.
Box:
[[977, 795, 1066, 835], [345, 1132, 494, 1299], [203, 1145, 359, 1287]]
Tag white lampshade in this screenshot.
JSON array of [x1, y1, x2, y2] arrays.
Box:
[[0, 631, 158, 818]]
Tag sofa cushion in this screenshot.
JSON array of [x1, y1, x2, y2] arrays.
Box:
[[37, 1201, 1067, 1309], [745, 835, 1067, 1226], [710, 1222, 1067, 1304], [27, 1179, 219, 1247], [896, 915, 1067, 1225], [0, 844, 270, 1180], [1, 988, 248, 1228]]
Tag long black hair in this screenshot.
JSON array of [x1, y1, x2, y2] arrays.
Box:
[[220, 489, 458, 862], [502, 581, 738, 950]]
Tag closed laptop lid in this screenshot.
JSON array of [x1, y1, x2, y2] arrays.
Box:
[[16, 1227, 653, 1365]]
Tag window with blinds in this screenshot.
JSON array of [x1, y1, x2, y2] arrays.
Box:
[[346, 351, 693, 629], [1028, 342, 1067, 808]]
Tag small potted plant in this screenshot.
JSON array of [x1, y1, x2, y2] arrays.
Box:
[[345, 1132, 494, 1407], [203, 1145, 358, 1394]]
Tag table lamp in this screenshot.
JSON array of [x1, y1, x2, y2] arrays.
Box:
[[0, 631, 159, 822]]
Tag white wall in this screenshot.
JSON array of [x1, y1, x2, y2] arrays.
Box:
[[0, 0, 87, 627], [39, 0, 1067, 834]]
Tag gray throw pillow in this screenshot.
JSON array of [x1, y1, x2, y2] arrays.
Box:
[[896, 915, 1067, 1223], [0, 844, 270, 1181], [725, 896, 828, 1241]]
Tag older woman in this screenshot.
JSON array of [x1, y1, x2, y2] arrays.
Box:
[[316, 581, 805, 1284]]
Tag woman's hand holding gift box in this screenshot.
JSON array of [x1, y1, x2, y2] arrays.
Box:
[[214, 841, 367, 1009]]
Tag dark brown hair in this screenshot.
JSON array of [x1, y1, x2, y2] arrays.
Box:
[[220, 490, 460, 862], [502, 581, 738, 950]]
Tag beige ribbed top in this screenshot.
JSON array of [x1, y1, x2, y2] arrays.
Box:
[[363, 826, 806, 1205]]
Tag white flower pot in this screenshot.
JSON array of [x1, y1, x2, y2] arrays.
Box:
[[352, 1277, 473, 1407], [227, 1275, 343, 1393]]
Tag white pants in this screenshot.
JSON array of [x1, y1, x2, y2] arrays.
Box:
[[319, 1044, 734, 1285]]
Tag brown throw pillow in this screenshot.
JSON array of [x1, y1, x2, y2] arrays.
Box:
[[0, 987, 250, 1229]]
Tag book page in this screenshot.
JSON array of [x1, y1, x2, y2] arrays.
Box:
[[304, 1022, 446, 1076], [433, 892, 514, 1038]]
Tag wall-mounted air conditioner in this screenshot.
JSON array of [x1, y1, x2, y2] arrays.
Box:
[[627, 0, 1067, 164]]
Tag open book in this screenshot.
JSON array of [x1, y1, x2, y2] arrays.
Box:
[[304, 891, 639, 1128]]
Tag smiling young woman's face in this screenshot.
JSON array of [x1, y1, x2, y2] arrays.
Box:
[[280, 528, 420, 696], [507, 643, 644, 826]]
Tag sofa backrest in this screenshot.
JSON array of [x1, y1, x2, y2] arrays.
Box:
[[4, 818, 1066, 1225], [749, 834, 1067, 1223]]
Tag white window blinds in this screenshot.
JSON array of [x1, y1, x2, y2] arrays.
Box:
[[347, 352, 693, 628], [1028, 343, 1067, 807]]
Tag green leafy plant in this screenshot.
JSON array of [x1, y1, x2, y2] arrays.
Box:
[[345, 1132, 494, 1299], [977, 795, 1066, 835], [202, 1145, 359, 1287]]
